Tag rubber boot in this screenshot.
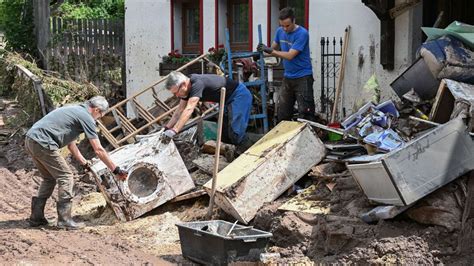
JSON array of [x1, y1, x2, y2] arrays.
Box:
[[57, 200, 85, 230], [235, 136, 254, 156], [29, 197, 49, 227]]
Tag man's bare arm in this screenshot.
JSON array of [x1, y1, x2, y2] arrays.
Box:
[[166, 99, 187, 128], [88, 138, 116, 171], [67, 141, 87, 165], [270, 48, 299, 61], [172, 97, 200, 133]]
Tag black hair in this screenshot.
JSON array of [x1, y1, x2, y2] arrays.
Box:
[[279, 7, 295, 21]]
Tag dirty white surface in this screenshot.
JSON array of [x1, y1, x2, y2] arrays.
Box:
[[91, 133, 195, 219], [204, 121, 326, 224]]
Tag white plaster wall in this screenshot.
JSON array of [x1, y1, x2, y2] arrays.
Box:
[[125, 0, 172, 113], [203, 0, 216, 50], [269, 0, 280, 45], [252, 0, 268, 46], [310, 0, 422, 118], [218, 0, 227, 46], [173, 1, 182, 52]]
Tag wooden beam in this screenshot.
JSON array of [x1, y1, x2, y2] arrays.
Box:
[[170, 189, 207, 203]]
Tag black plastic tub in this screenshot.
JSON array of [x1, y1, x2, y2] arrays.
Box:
[[176, 220, 272, 265]]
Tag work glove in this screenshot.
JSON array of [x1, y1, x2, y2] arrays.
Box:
[[81, 160, 91, 173], [113, 166, 128, 181], [160, 128, 177, 144], [256, 43, 273, 54]]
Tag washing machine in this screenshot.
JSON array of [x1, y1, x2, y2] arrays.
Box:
[[90, 132, 195, 221]]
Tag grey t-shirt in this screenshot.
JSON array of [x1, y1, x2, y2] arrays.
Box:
[[183, 74, 239, 102], [26, 104, 98, 150]]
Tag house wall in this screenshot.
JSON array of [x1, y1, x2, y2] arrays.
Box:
[[203, 0, 216, 50], [173, 1, 183, 53], [252, 1, 268, 46], [310, 0, 423, 118], [218, 1, 227, 46], [125, 0, 423, 118], [125, 0, 173, 111]]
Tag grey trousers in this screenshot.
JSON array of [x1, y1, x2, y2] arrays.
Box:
[[24, 137, 74, 201], [277, 75, 316, 122]]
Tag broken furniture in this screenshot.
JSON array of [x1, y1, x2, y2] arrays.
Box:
[[90, 133, 195, 221], [430, 79, 474, 128], [176, 220, 272, 265], [347, 117, 474, 206], [203, 121, 326, 224]]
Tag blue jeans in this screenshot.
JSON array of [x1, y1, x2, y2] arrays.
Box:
[[222, 83, 252, 145]]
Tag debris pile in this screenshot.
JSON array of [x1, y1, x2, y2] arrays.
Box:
[[75, 21, 474, 264], [0, 52, 100, 123]]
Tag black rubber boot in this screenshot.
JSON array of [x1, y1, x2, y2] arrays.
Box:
[[29, 197, 50, 227], [57, 200, 84, 230], [235, 136, 254, 156]]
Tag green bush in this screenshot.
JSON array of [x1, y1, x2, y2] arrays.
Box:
[[0, 0, 36, 54], [58, 0, 124, 19]]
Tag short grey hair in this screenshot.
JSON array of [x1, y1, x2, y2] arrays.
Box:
[[86, 96, 109, 112], [165, 71, 188, 90]]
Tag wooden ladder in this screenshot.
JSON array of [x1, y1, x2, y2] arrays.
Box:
[[98, 54, 208, 148]]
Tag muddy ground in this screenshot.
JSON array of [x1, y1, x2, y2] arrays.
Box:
[[1, 97, 474, 265]]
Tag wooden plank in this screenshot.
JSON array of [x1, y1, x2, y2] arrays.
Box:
[[104, 19, 109, 53], [429, 80, 448, 121], [170, 189, 207, 203], [97, 121, 120, 149], [113, 109, 137, 134], [71, 19, 77, 55], [111, 19, 116, 54], [92, 19, 98, 55], [50, 17, 57, 70], [131, 98, 156, 122], [87, 19, 93, 57], [116, 106, 178, 145]]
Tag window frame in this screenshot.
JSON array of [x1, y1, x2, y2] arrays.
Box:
[[278, 0, 308, 29], [227, 0, 251, 51], [182, 1, 200, 54]]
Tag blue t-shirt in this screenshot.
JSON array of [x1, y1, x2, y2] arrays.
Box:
[[274, 26, 313, 79]]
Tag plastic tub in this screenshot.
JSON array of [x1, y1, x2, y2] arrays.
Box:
[[176, 220, 272, 265]]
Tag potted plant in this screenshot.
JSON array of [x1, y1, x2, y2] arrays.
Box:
[[159, 50, 202, 76]]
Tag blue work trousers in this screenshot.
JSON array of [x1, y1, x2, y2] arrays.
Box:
[[222, 83, 252, 145]]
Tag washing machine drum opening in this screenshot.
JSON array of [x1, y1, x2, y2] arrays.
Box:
[[128, 167, 160, 198]]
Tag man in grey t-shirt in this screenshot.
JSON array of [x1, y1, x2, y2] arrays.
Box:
[[25, 96, 127, 229]]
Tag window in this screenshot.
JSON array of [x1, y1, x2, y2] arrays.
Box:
[[182, 2, 200, 54], [228, 0, 250, 51], [279, 0, 307, 28]]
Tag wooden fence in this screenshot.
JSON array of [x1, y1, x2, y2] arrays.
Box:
[[47, 17, 124, 90]]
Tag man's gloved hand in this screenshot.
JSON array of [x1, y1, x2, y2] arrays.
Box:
[[256, 43, 273, 54], [81, 160, 91, 173], [113, 166, 128, 181], [160, 128, 177, 144]]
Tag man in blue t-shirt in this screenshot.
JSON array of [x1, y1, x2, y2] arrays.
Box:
[[257, 7, 316, 122]]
